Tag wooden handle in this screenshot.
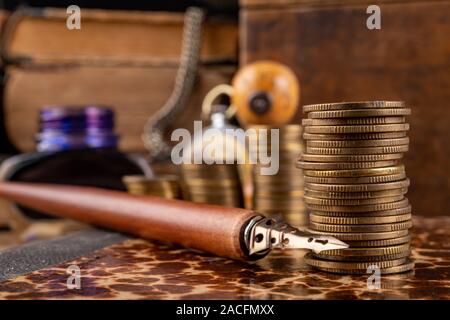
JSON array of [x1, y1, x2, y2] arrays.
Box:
[[0, 182, 258, 260]]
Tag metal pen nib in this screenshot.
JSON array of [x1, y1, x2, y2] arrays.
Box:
[[245, 216, 349, 256]]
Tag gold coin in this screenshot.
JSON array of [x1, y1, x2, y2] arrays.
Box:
[[122, 174, 178, 183], [300, 153, 403, 162], [254, 198, 305, 206], [310, 205, 411, 217], [254, 170, 301, 178], [303, 131, 407, 140], [180, 166, 240, 177], [253, 163, 300, 172], [127, 188, 180, 194], [304, 195, 404, 206], [182, 179, 240, 187], [249, 146, 303, 152], [311, 260, 414, 275], [282, 211, 308, 218], [126, 186, 180, 194], [304, 173, 406, 184], [256, 209, 306, 215], [308, 220, 412, 233], [254, 203, 306, 211], [123, 175, 181, 199], [304, 123, 409, 135], [184, 185, 242, 192], [190, 199, 242, 208], [283, 217, 308, 227], [126, 183, 180, 190], [304, 179, 409, 192], [312, 251, 410, 262], [305, 187, 407, 199], [184, 185, 242, 193], [253, 182, 303, 189], [308, 198, 409, 215], [180, 164, 240, 171], [186, 190, 243, 198], [187, 193, 242, 201], [247, 139, 302, 148], [189, 192, 241, 201], [307, 108, 411, 119], [255, 207, 306, 213], [123, 176, 179, 189], [254, 190, 305, 198], [310, 213, 412, 225], [304, 253, 407, 269], [306, 145, 409, 155], [254, 167, 302, 174], [296, 160, 400, 170], [128, 190, 182, 199], [306, 228, 409, 240], [330, 187, 407, 199], [303, 165, 404, 178], [181, 174, 240, 181], [180, 171, 240, 179], [306, 137, 409, 148], [303, 101, 406, 112], [345, 235, 411, 247], [246, 137, 302, 144], [254, 180, 304, 188], [256, 175, 303, 182], [247, 124, 303, 131], [302, 117, 406, 126], [253, 157, 302, 165], [254, 171, 303, 180], [319, 243, 410, 257]]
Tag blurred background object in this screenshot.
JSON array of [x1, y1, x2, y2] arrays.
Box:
[[0, 3, 238, 154], [0, 1, 239, 248], [179, 100, 246, 208], [123, 175, 182, 199]]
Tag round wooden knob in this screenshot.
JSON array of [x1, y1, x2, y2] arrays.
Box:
[[231, 60, 300, 125]]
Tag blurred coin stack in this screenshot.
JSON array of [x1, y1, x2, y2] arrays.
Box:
[[180, 164, 244, 208], [123, 175, 181, 199], [37, 107, 87, 152], [85, 106, 119, 149], [248, 125, 306, 226], [298, 101, 414, 274]]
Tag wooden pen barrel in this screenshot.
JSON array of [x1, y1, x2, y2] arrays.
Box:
[[0, 182, 258, 260]]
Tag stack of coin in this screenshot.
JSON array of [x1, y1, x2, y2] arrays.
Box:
[[298, 101, 414, 274], [180, 164, 244, 208], [248, 125, 307, 226], [123, 175, 181, 199]]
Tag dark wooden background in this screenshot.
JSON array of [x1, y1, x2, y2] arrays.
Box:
[[241, 0, 450, 215]]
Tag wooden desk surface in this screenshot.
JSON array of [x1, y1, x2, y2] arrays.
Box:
[[0, 216, 448, 300]]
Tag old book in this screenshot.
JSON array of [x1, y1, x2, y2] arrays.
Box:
[[1, 7, 237, 153], [0, 10, 10, 66]]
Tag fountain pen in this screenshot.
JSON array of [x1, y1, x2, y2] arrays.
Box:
[[0, 182, 348, 260]]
